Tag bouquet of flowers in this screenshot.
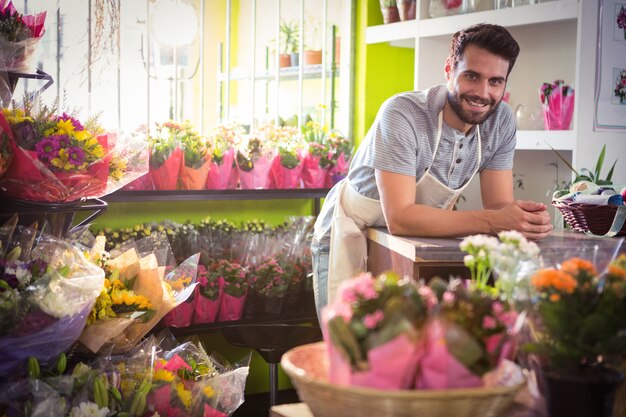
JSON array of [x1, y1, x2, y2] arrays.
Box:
[[79, 236, 170, 353], [213, 259, 248, 322], [244, 258, 290, 317], [0, 125, 11, 176], [416, 278, 519, 389], [460, 231, 541, 301], [325, 132, 352, 187], [527, 255, 626, 372], [269, 139, 303, 189], [300, 121, 331, 188], [0, 0, 46, 72], [266, 125, 302, 189], [0, 224, 103, 376], [0, 104, 148, 202], [235, 127, 275, 189], [205, 122, 243, 190], [179, 121, 211, 190], [540, 79, 575, 130], [323, 271, 429, 389], [148, 121, 183, 190], [107, 252, 199, 353], [192, 263, 222, 324]]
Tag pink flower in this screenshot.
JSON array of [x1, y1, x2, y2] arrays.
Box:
[[442, 291, 455, 304], [482, 315, 497, 330], [362, 309, 384, 329], [418, 286, 438, 311]]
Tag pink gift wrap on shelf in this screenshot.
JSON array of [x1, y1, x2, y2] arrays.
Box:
[[540, 80, 575, 130], [415, 319, 483, 389], [328, 333, 421, 390], [206, 147, 235, 190], [150, 146, 182, 190], [301, 153, 328, 188], [269, 155, 303, 189], [238, 156, 272, 189], [122, 172, 154, 191], [326, 153, 349, 188], [194, 287, 222, 324], [162, 293, 195, 328]]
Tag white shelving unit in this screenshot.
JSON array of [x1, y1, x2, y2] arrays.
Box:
[[365, 0, 580, 154]]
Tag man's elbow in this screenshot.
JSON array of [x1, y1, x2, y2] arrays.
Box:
[[386, 217, 411, 236]]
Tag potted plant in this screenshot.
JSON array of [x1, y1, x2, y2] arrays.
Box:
[[278, 20, 299, 67], [303, 21, 322, 66]]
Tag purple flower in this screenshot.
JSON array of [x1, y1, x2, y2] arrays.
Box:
[[67, 147, 86, 166], [617, 6, 626, 29], [13, 120, 39, 150], [58, 113, 84, 130], [35, 137, 60, 161]]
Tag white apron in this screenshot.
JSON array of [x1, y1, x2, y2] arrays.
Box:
[[327, 111, 482, 302]]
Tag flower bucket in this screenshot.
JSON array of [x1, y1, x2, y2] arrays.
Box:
[[301, 153, 328, 188], [218, 293, 247, 322], [543, 367, 624, 417], [238, 156, 272, 189], [269, 155, 303, 189], [150, 146, 182, 190]]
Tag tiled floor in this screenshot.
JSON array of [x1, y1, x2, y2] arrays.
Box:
[[233, 389, 300, 417]]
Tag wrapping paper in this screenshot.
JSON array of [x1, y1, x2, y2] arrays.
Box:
[[180, 158, 211, 190], [415, 319, 483, 389], [238, 156, 272, 189], [206, 148, 235, 190], [326, 153, 349, 188], [301, 153, 328, 188], [540, 81, 575, 130], [162, 291, 195, 327], [218, 293, 246, 322], [327, 333, 421, 390], [268, 155, 302, 189], [150, 146, 182, 190], [194, 285, 222, 324]]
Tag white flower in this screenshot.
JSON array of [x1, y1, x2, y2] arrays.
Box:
[[68, 402, 109, 417]]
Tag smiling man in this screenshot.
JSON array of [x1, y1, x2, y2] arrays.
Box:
[[311, 23, 553, 315]]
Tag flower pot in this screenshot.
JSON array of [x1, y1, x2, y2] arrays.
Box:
[[381, 6, 400, 24], [543, 367, 624, 417], [304, 50, 322, 66], [279, 53, 291, 68], [290, 52, 299, 67]]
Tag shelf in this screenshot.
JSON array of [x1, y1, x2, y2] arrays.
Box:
[[365, 0, 578, 44], [103, 188, 331, 203], [365, 19, 417, 46], [420, 0, 578, 38], [515, 130, 576, 151], [219, 64, 339, 82], [159, 312, 319, 337]]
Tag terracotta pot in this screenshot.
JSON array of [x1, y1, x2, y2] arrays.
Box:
[[279, 54, 291, 68], [304, 50, 322, 66], [381, 6, 400, 24]]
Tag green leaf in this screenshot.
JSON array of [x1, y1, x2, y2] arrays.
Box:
[[605, 159, 617, 183], [594, 144, 606, 181], [549, 145, 579, 177]]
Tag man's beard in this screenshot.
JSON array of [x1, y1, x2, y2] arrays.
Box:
[[447, 91, 500, 125]]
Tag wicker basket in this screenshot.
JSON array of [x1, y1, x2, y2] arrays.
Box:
[[281, 342, 524, 417], [552, 200, 626, 237]]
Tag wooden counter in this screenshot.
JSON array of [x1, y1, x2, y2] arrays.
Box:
[[367, 228, 626, 281]]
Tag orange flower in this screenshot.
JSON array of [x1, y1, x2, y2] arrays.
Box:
[[531, 269, 577, 294], [561, 257, 597, 277], [549, 293, 561, 302], [608, 265, 626, 280]]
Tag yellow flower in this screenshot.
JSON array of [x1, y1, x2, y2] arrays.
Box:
[[174, 382, 192, 410], [153, 368, 175, 383], [170, 276, 192, 292], [56, 119, 76, 135], [2, 108, 32, 124], [203, 385, 215, 399]]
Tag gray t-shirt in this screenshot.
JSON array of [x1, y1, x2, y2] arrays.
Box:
[[313, 84, 517, 249]]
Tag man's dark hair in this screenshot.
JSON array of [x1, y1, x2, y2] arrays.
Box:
[[448, 23, 520, 76]]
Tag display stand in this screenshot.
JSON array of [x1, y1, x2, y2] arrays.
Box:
[[1, 68, 54, 106], [0, 196, 108, 238]]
